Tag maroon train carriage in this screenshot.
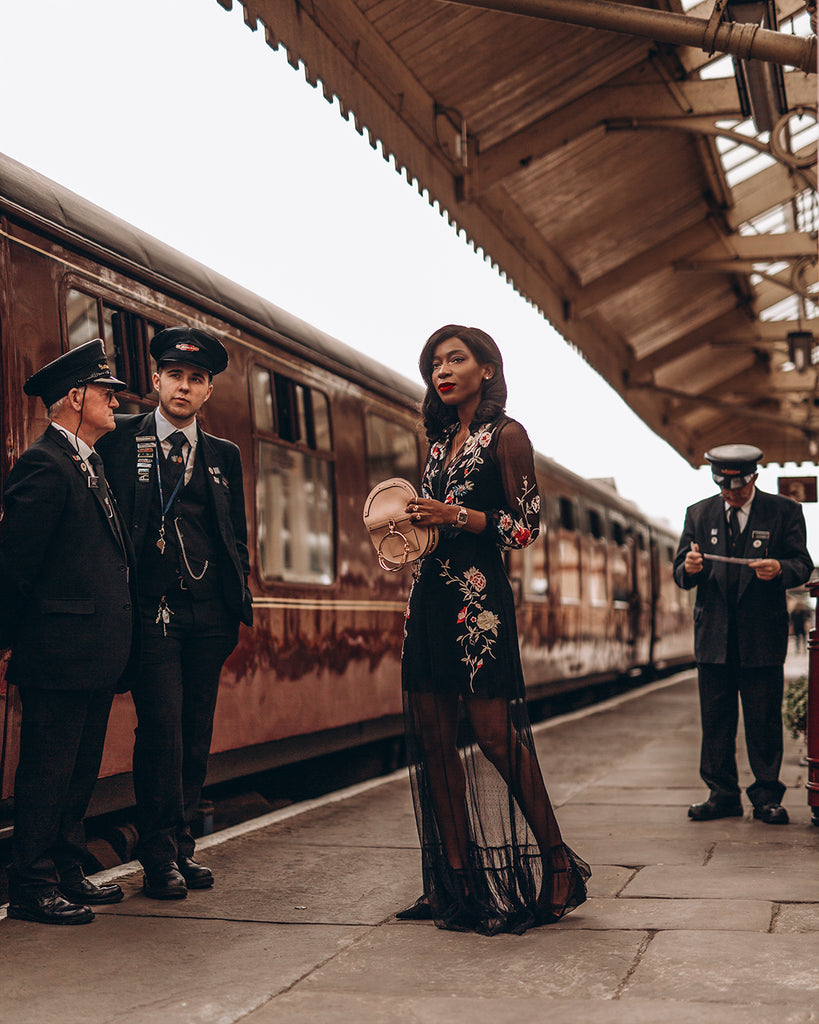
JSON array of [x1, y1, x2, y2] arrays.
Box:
[[0, 152, 694, 821]]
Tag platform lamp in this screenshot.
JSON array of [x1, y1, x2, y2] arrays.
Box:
[[727, 0, 788, 134], [787, 331, 815, 373]]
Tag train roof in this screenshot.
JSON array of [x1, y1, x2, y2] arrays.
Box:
[[0, 151, 421, 409], [0, 150, 674, 539]]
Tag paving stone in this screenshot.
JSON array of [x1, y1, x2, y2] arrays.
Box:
[[248, 991, 819, 1024], [99, 840, 422, 925], [623, 931, 819, 1005], [622, 863, 819, 903], [291, 924, 647, 1000], [557, 897, 773, 932], [0, 916, 363, 1024]]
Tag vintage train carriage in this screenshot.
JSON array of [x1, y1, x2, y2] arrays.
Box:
[[0, 152, 693, 819]]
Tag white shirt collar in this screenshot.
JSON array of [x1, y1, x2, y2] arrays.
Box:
[[724, 487, 755, 521], [154, 407, 197, 447], [51, 422, 95, 462]]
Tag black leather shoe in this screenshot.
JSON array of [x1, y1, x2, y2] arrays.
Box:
[[143, 865, 187, 900], [753, 803, 789, 824], [688, 798, 743, 821], [59, 876, 124, 905], [7, 888, 94, 925], [176, 856, 214, 889]]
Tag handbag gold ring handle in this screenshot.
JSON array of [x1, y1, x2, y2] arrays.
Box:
[[377, 519, 410, 571]]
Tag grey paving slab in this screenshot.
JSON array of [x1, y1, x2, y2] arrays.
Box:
[[556, 897, 773, 932], [622, 863, 818, 902], [556, 802, 723, 837], [585, 864, 636, 898], [774, 904, 819, 932], [622, 931, 819, 1006], [0, 915, 363, 1024], [99, 840, 422, 924], [578, 837, 712, 867], [707, 835, 819, 869], [574, 786, 705, 806], [286, 923, 647, 1000], [259, 779, 419, 847], [244, 991, 819, 1024]]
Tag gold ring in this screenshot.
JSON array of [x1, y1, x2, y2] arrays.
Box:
[[413, 505, 419, 513]]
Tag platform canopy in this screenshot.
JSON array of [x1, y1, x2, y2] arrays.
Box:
[[216, 0, 818, 468]]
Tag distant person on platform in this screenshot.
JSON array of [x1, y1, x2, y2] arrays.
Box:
[[97, 327, 253, 900], [789, 600, 811, 652], [0, 340, 136, 924], [673, 444, 813, 825]]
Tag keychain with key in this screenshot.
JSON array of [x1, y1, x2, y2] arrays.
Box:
[[155, 596, 174, 637]]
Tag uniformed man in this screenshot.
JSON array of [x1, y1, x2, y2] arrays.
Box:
[[98, 326, 252, 899], [0, 340, 135, 924], [673, 444, 813, 824]]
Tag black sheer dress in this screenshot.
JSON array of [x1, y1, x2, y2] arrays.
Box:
[[400, 415, 590, 934]]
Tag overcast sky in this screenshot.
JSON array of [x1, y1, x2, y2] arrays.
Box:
[[1, 0, 815, 552]]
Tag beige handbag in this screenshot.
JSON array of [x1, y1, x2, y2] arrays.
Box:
[[362, 477, 438, 571]]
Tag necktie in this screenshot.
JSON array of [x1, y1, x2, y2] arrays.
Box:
[[88, 451, 115, 522], [165, 431, 188, 487], [727, 506, 740, 553]]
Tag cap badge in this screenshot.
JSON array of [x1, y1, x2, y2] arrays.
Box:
[[176, 343, 200, 352]]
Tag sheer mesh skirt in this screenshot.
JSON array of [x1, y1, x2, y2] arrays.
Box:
[[401, 688, 590, 935]]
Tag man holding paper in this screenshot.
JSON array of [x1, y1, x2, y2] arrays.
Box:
[[673, 444, 813, 824]]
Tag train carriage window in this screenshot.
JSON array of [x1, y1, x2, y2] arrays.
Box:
[[65, 287, 158, 397], [252, 365, 335, 585], [609, 517, 631, 605], [586, 510, 607, 607], [364, 413, 419, 489]]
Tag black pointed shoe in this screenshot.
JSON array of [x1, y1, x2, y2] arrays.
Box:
[[753, 803, 789, 824], [7, 888, 95, 925], [59, 876, 124, 905], [177, 856, 214, 889], [688, 798, 743, 821], [143, 864, 187, 900]]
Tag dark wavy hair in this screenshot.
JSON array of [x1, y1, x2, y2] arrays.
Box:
[[419, 325, 508, 442]]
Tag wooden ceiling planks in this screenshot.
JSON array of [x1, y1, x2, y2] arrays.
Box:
[[216, 0, 818, 468]]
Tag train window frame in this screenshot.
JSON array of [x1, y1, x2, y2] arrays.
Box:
[[251, 362, 336, 587], [62, 278, 161, 404], [363, 410, 422, 491]]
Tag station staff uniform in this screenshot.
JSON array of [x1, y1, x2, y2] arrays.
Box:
[[97, 327, 252, 899], [673, 444, 813, 824], [0, 340, 135, 924]]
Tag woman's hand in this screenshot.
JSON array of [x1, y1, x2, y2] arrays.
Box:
[[405, 497, 457, 526], [405, 498, 487, 534]]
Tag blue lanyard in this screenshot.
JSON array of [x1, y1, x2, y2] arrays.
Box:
[[154, 441, 189, 516]]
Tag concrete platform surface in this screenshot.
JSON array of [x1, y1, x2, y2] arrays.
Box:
[[1, 657, 816, 1024]]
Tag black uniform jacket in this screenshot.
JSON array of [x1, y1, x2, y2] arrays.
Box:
[[97, 412, 253, 627], [0, 426, 137, 690], [673, 488, 813, 666]]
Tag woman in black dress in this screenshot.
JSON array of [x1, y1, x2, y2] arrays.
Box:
[[399, 325, 589, 935]]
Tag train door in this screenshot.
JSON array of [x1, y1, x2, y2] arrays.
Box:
[[628, 526, 653, 666], [0, 278, 19, 808]]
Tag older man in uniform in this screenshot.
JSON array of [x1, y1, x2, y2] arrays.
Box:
[[674, 444, 813, 824], [0, 340, 135, 924], [98, 326, 252, 899]]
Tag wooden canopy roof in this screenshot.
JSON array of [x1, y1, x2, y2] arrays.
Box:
[[216, 0, 818, 468]]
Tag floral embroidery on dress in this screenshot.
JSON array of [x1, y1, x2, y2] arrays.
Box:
[[497, 475, 539, 550], [439, 559, 500, 689]]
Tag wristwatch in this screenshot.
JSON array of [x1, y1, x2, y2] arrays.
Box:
[[454, 506, 468, 528]]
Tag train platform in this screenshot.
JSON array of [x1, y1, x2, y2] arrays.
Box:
[[1, 649, 816, 1024]]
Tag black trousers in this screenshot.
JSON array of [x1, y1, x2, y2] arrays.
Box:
[[132, 592, 238, 871], [9, 686, 114, 895], [696, 662, 786, 807]]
